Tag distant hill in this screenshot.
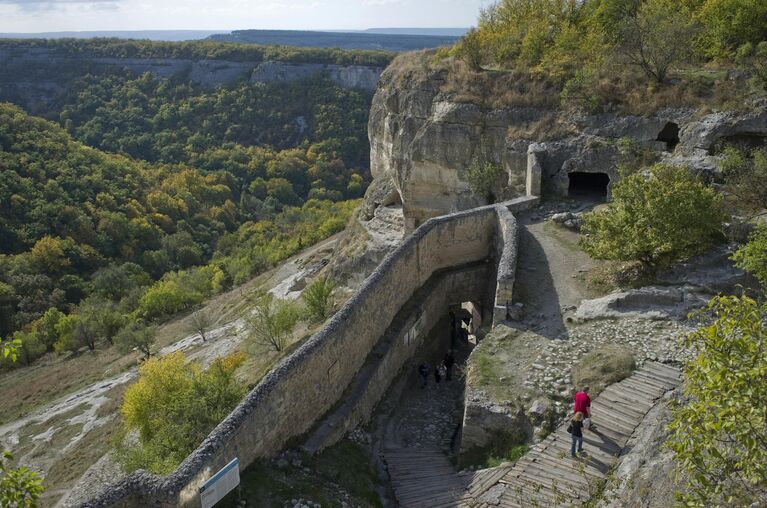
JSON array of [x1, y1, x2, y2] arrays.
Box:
[[208, 29, 460, 51], [0, 30, 220, 41], [358, 28, 468, 37]]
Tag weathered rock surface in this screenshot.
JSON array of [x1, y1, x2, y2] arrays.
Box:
[[365, 55, 767, 229], [597, 391, 683, 508]]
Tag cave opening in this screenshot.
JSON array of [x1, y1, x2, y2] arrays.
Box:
[[657, 122, 680, 152], [568, 172, 610, 201]]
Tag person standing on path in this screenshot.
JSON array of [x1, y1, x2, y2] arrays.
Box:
[[444, 351, 455, 381], [573, 386, 591, 419], [569, 411, 585, 457], [434, 362, 443, 385], [418, 362, 431, 388]]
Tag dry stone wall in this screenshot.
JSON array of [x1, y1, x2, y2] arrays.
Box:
[[82, 198, 534, 508]]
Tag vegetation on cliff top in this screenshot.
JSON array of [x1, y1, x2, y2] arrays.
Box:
[[388, 0, 767, 114], [0, 38, 393, 67]]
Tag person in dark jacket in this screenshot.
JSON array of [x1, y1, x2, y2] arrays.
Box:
[[569, 411, 585, 457], [444, 351, 455, 381], [418, 362, 431, 388], [434, 362, 443, 384]]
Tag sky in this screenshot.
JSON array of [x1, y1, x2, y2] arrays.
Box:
[[0, 0, 492, 33]]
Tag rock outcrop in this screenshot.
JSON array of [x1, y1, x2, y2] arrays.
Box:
[[364, 54, 767, 230]]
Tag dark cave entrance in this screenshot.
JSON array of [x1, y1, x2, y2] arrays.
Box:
[[568, 172, 610, 201], [657, 122, 680, 152]]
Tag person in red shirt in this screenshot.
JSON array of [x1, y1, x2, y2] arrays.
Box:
[[573, 386, 591, 418]]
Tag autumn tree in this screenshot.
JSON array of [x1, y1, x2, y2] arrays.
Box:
[[668, 295, 767, 506], [118, 351, 246, 474]]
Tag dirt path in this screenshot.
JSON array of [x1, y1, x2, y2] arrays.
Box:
[[513, 211, 601, 338]]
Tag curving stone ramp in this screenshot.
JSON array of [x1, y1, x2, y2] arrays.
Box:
[[383, 362, 681, 507]]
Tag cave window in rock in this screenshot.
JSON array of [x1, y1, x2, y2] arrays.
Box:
[[568, 172, 610, 201], [657, 122, 680, 152]]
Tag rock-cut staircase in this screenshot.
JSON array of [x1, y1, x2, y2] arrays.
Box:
[[381, 361, 682, 507]]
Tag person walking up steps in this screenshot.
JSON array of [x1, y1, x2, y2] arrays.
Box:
[[574, 385, 592, 430], [568, 411, 585, 457]]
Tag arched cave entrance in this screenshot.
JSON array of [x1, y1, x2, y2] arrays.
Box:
[[657, 122, 680, 152], [568, 172, 610, 201]]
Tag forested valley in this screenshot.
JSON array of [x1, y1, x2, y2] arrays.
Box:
[[0, 41, 377, 366]]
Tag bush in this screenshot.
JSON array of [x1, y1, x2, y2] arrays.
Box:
[[115, 322, 155, 359], [245, 295, 300, 352], [580, 164, 725, 267], [732, 224, 767, 288], [668, 295, 767, 506], [118, 351, 246, 474], [721, 146, 767, 213], [302, 277, 335, 323], [464, 156, 504, 203]]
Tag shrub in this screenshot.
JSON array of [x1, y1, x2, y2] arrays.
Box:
[[464, 156, 504, 203], [118, 351, 246, 474], [721, 146, 767, 213], [732, 224, 767, 288], [668, 295, 767, 506], [245, 295, 300, 352], [580, 164, 725, 266], [302, 277, 335, 323]]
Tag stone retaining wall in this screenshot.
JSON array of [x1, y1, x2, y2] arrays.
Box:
[[82, 198, 535, 508]]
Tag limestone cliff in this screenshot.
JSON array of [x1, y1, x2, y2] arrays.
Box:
[[366, 52, 767, 230], [0, 46, 383, 111]]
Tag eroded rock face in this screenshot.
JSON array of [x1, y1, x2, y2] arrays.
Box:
[[365, 56, 767, 229]]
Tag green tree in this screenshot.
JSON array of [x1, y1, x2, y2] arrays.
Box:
[[615, 0, 699, 82], [464, 156, 504, 203], [668, 295, 767, 506], [189, 307, 213, 342], [0, 336, 22, 362], [302, 277, 335, 323], [580, 164, 724, 266], [118, 351, 246, 474], [454, 27, 485, 71], [245, 295, 300, 352], [732, 224, 767, 288], [32, 307, 65, 352], [115, 322, 155, 359], [697, 0, 767, 58]]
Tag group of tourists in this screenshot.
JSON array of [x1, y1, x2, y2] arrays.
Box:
[[568, 386, 592, 458], [418, 351, 456, 388]]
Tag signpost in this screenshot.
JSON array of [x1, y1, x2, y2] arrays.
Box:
[[200, 457, 240, 508]]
